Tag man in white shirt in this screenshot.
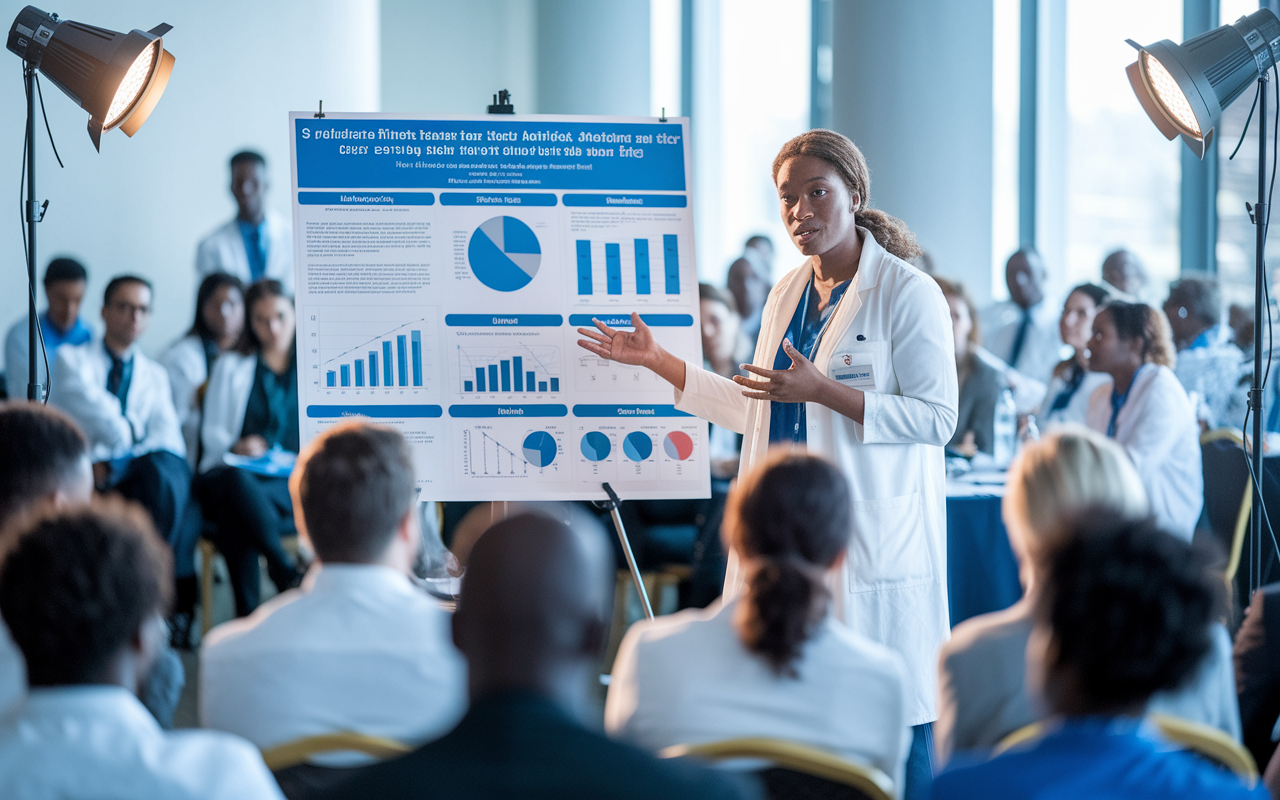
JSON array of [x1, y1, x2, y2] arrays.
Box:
[[0, 500, 283, 799], [3, 257, 93, 396], [1163, 276, 1246, 431], [982, 248, 1064, 392], [196, 151, 294, 293], [200, 420, 466, 768], [50, 276, 199, 637]]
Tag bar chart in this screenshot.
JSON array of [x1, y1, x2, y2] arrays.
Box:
[[456, 344, 561, 395], [308, 306, 436, 396], [575, 234, 681, 297]]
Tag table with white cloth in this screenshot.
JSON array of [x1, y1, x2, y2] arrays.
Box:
[[945, 471, 1022, 628]]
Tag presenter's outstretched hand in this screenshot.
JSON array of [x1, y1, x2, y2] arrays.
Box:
[[577, 313, 663, 368], [735, 339, 829, 404]]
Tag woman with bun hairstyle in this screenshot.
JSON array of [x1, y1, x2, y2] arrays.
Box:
[[579, 129, 955, 794], [606, 450, 911, 791], [1083, 301, 1201, 540]]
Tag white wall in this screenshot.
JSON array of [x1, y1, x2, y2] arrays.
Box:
[[0, 0, 380, 368], [534, 0, 650, 115], [831, 0, 996, 304]]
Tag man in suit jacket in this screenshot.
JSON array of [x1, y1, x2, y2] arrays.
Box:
[[323, 511, 759, 800], [1236, 582, 1280, 769]]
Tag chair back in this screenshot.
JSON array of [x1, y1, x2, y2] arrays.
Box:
[[1148, 713, 1258, 786], [1200, 429, 1250, 584], [261, 731, 411, 771], [660, 737, 893, 800]]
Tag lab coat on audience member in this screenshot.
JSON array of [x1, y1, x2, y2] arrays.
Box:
[[0, 685, 283, 800], [674, 230, 957, 727], [160, 334, 212, 469], [50, 339, 185, 464], [605, 598, 912, 790], [1036, 368, 1112, 429], [199, 351, 262, 474], [1085, 364, 1202, 540], [195, 211, 293, 294]]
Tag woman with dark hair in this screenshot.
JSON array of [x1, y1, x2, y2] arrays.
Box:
[[160, 273, 245, 467], [579, 129, 955, 797], [196, 279, 301, 616], [606, 450, 911, 789], [934, 511, 1262, 799], [1084, 301, 1201, 540], [1036, 283, 1110, 427], [936, 277, 1008, 456]]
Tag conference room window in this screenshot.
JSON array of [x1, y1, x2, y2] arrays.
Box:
[[1062, 0, 1182, 292]]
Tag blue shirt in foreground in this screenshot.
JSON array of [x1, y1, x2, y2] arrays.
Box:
[[932, 717, 1266, 800]]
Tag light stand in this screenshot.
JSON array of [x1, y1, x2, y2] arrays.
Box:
[[24, 63, 38, 401], [1251, 73, 1268, 594]]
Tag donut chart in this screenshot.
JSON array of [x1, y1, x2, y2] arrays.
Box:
[[623, 431, 653, 461], [580, 431, 612, 461], [468, 216, 542, 292], [663, 431, 694, 461], [522, 431, 557, 468]]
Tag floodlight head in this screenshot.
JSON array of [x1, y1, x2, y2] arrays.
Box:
[[6, 6, 174, 151], [1126, 9, 1280, 159]]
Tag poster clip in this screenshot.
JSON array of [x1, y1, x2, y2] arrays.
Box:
[[314, 100, 325, 119], [488, 89, 515, 114], [659, 107, 667, 123]]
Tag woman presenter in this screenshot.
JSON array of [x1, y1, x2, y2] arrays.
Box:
[[577, 129, 957, 795]]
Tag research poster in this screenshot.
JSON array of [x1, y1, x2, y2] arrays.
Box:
[[289, 112, 709, 501]]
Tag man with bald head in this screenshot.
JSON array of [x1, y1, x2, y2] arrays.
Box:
[[1101, 248, 1150, 299], [982, 248, 1064, 391], [325, 512, 759, 799]]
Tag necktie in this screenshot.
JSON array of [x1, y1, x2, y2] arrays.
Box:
[[246, 225, 267, 281], [1008, 309, 1032, 370], [106, 353, 132, 412]]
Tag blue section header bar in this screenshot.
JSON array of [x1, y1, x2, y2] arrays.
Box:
[[298, 192, 435, 205], [307, 405, 443, 418], [295, 119, 686, 191], [568, 314, 694, 327], [562, 194, 687, 207], [572, 405, 692, 418], [445, 314, 563, 327], [448, 404, 569, 418], [440, 192, 557, 206]]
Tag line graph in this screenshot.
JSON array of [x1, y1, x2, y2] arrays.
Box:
[[462, 428, 562, 477]]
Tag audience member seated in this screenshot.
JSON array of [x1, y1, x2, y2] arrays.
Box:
[[161, 272, 245, 468], [49, 275, 199, 630], [1100, 248, 1149, 301], [0, 402, 93, 717], [938, 277, 1008, 456], [933, 511, 1263, 799], [606, 451, 911, 789], [197, 150, 294, 293], [1037, 283, 1112, 427], [0, 499, 284, 799], [1234, 582, 1280, 771], [322, 512, 760, 799], [201, 421, 466, 788], [935, 427, 1240, 765], [1084, 301, 1202, 540], [4, 257, 93, 394], [196, 279, 303, 616], [1163, 276, 1246, 431], [726, 234, 774, 340], [982, 248, 1063, 390]]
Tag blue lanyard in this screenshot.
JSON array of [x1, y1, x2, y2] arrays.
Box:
[[795, 275, 850, 362], [1107, 364, 1147, 437]]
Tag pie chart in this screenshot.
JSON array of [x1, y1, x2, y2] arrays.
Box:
[[580, 431, 611, 462], [663, 431, 694, 461], [623, 431, 653, 462], [522, 431, 557, 468], [468, 216, 541, 292]]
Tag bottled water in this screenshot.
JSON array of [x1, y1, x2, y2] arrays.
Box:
[[993, 388, 1017, 467]]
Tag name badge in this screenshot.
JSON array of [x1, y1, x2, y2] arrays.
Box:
[[830, 352, 876, 389]]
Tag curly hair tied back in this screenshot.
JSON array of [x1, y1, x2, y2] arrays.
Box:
[[1101, 300, 1176, 369], [771, 129, 922, 262], [727, 450, 852, 677]]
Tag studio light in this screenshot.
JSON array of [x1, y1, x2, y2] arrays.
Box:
[[6, 5, 175, 150], [1126, 9, 1280, 158]]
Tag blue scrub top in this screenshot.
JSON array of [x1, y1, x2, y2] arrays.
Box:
[[768, 277, 853, 444]]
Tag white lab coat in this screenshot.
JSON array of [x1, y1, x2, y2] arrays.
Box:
[[160, 334, 210, 469], [1085, 364, 1202, 540], [674, 230, 958, 725], [50, 339, 185, 464], [199, 352, 258, 474], [195, 211, 293, 294], [982, 298, 1064, 388], [1036, 369, 1112, 429]]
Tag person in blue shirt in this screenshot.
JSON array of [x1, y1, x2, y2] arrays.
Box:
[[4, 258, 93, 396], [933, 510, 1266, 799]]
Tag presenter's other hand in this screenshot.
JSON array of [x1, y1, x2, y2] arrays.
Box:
[[576, 313, 665, 369], [735, 339, 829, 403], [231, 434, 269, 458]]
